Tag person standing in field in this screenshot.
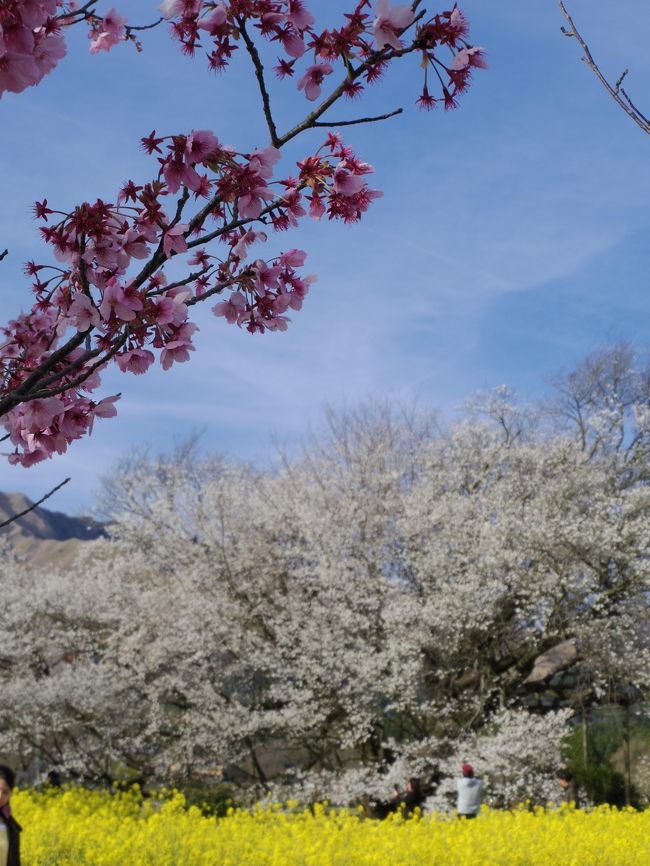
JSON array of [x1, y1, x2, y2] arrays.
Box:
[[556, 770, 581, 808], [0, 766, 21, 866], [456, 763, 483, 818]]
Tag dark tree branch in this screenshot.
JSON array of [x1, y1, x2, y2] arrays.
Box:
[[311, 108, 404, 128], [0, 477, 71, 530], [558, 1, 650, 136], [126, 17, 164, 34], [56, 1, 95, 21], [0, 249, 7, 262], [0, 330, 88, 417], [238, 18, 280, 147]]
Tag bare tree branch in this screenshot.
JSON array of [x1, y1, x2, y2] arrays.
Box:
[[558, 1, 650, 136], [311, 108, 404, 129], [0, 477, 71, 530]]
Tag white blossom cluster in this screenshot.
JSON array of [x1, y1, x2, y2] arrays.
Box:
[[3, 347, 650, 805]]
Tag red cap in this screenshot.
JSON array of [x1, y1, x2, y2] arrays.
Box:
[[462, 763, 474, 777]]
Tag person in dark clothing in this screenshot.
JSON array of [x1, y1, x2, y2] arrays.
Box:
[[0, 765, 21, 866], [557, 770, 581, 808], [385, 777, 424, 818], [45, 770, 62, 789], [402, 777, 424, 816]]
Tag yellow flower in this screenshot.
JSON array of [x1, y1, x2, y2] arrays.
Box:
[[11, 788, 650, 866]]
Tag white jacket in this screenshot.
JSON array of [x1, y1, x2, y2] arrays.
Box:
[[456, 777, 483, 815]]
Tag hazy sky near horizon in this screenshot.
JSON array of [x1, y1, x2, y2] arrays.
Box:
[[1, 0, 649, 515]]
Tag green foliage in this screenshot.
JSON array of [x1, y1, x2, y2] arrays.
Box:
[[562, 712, 641, 808], [180, 782, 237, 817]]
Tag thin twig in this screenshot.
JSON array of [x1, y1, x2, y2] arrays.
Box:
[[619, 88, 650, 126], [56, 1, 95, 21], [186, 273, 252, 306], [614, 69, 629, 93], [0, 249, 7, 261], [126, 17, 164, 34], [0, 477, 71, 530], [558, 1, 650, 136], [311, 108, 403, 128]]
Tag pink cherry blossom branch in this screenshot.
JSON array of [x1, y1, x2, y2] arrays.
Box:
[[1, 3, 486, 466], [558, 1, 650, 136]]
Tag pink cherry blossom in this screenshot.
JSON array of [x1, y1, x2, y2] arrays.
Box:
[[160, 321, 197, 368], [308, 194, 326, 220], [0, 2, 483, 468], [98, 278, 144, 322], [89, 9, 127, 55], [249, 145, 281, 178], [238, 184, 275, 220], [163, 159, 203, 193], [185, 129, 220, 163], [232, 230, 267, 260], [286, 1, 315, 31], [163, 224, 189, 258], [88, 395, 120, 432], [279, 30, 305, 59], [213, 292, 247, 325], [152, 291, 190, 327], [160, 0, 200, 19], [22, 397, 65, 433], [297, 63, 332, 101], [372, 0, 415, 51], [451, 46, 488, 71], [332, 163, 367, 196], [116, 349, 155, 375], [197, 4, 227, 34], [253, 260, 281, 296], [279, 249, 307, 268], [66, 294, 101, 332]]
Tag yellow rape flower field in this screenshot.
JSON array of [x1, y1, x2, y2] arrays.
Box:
[[12, 787, 650, 866]]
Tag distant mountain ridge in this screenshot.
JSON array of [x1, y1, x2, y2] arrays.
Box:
[[0, 491, 105, 570]]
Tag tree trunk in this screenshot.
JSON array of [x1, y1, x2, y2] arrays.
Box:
[[622, 703, 631, 807]]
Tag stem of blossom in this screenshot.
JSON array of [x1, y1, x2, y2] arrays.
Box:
[[238, 18, 279, 147]]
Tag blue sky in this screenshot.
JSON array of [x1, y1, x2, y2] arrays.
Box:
[[1, 0, 649, 514]]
